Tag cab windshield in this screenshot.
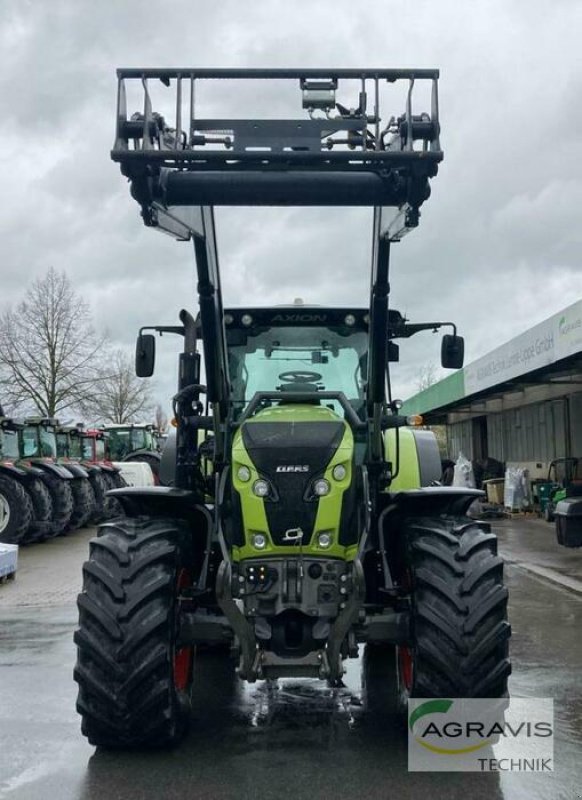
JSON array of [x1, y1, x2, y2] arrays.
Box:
[[2, 430, 20, 459], [22, 426, 56, 458], [227, 325, 368, 419], [68, 437, 82, 459], [108, 429, 149, 458], [82, 439, 95, 461]]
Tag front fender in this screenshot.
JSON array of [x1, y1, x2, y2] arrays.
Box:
[[386, 486, 484, 518], [122, 449, 161, 463], [97, 463, 119, 474], [108, 486, 211, 524], [34, 461, 74, 479], [0, 462, 28, 478], [81, 462, 102, 474], [59, 461, 89, 478]]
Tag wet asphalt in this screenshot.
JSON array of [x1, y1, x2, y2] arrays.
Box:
[[1, 520, 581, 800]]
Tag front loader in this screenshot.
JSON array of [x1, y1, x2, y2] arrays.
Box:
[[74, 68, 510, 748]]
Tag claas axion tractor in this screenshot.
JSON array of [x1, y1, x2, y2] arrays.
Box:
[[74, 68, 511, 747]]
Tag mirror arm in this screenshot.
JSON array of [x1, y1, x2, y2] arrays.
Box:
[[139, 325, 185, 337], [388, 320, 457, 339]]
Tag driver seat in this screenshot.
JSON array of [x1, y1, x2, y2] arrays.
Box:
[[278, 382, 321, 403]]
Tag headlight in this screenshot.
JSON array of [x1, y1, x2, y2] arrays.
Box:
[[344, 314, 356, 326], [237, 465, 251, 482], [251, 533, 267, 550], [332, 464, 347, 481], [253, 479, 270, 497], [241, 314, 253, 327], [317, 532, 333, 549], [313, 478, 330, 497]]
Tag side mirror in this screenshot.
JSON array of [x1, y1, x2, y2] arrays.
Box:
[[387, 342, 400, 363], [441, 334, 464, 369], [136, 333, 156, 377]]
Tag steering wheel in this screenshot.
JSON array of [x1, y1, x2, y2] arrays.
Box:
[[278, 370, 323, 383]]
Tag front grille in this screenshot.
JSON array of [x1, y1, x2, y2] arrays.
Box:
[[242, 421, 344, 546], [263, 472, 318, 545]]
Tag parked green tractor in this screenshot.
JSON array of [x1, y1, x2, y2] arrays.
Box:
[[0, 416, 53, 544], [541, 457, 582, 522], [75, 68, 510, 748], [56, 425, 127, 522], [22, 418, 88, 533], [102, 423, 162, 482], [78, 428, 126, 517]]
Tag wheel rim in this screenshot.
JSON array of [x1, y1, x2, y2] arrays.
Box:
[[398, 645, 414, 693], [397, 567, 414, 694], [173, 568, 193, 692], [0, 494, 10, 534]]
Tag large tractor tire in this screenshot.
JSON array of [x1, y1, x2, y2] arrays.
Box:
[[0, 474, 33, 544], [101, 471, 126, 519], [25, 478, 55, 543], [397, 517, 511, 702], [68, 478, 95, 531], [88, 472, 108, 524], [43, 473, 74, 537], [74, 516, 194, 748]]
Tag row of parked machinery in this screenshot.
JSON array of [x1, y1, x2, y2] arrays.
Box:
[[0, 414, 126, 545]]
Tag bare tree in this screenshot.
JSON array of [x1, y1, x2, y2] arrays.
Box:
[[416, 362, 438, 393], [154, 403, 169, 433], [89, 349, 154, 424], [0, 268, 106, 416]]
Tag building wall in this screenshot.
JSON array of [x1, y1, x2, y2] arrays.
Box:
[[447, 419, 473, 460], [447, 393, 579, 463], [570, 392, 582, 456]]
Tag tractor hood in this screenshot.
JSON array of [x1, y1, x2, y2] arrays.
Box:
[[231, 404, 356, 555], [240, 404, 347, 475]]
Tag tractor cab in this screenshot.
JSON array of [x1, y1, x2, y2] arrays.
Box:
[[225, 306, 369, 422], [23, 418, 62, 460], [0, 418, 22, 462], [103, 424, 157, 460], [80, 429, 109, 464], [101, 423, 161, 482]]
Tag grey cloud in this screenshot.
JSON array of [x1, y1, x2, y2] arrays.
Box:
[[1, 0, 581, 409]]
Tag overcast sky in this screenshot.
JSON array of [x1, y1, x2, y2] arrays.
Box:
[[1, 0, 581, 417]]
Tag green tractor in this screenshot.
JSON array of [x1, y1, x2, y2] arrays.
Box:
[[541, 457, 582, 522], [22, 418, 91, 534], [56, 425, 122, 523], [101, 423, 162, 482], [74, 68, 511, 748], [0, 416, 54, 544]]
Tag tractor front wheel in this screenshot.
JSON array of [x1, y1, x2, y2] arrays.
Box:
[[0, 475, 33, 544], [101, 471, 126, 519], [88, 472, 108, 524], [68, 478, 94, 531], [42, 473, 74, 536], [74, 516, 194, 748], [397, 516, 511, 702], [25, 478, 54, 543]]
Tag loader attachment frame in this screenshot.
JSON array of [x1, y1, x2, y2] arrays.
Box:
[[113, 67, 443, 489]]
